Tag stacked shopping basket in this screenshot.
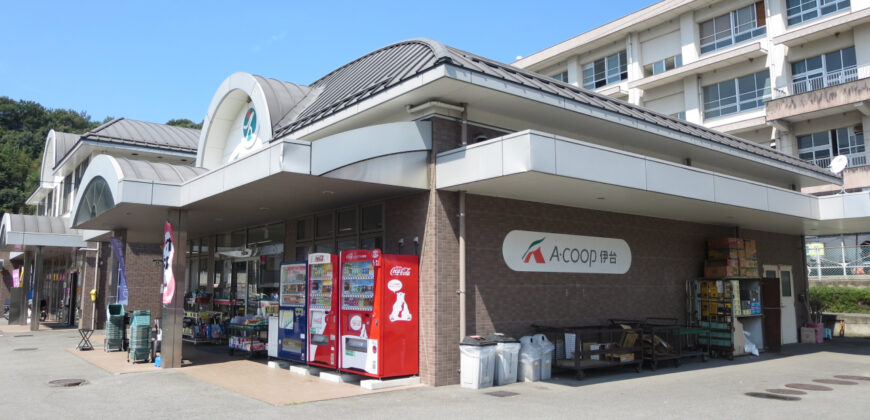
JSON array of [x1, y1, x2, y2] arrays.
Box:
[[104, 304, 125, 352], [128, 310, 151, 363]]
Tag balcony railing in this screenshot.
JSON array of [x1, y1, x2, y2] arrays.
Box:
[[806, 151, 867, 169], [774, 64, 870, 98]]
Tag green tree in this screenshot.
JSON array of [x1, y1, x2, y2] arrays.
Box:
[[166, 118, 203, 129]]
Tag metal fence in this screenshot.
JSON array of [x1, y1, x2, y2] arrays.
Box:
[[807, 245, 870, 280]]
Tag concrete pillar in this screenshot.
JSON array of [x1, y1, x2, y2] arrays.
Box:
[[627, 32, 643, 105], [566, 56, 580, 87], [205, 236, 215, 312], [161, 209, 188, 369], [30, 246, 43, 331], [765, 0, 787, 38], [17, 251, 32, 325], [679, 11, 699, 64], [684, 75, 703, 124]]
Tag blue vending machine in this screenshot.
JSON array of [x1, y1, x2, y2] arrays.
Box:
[[278, 261, 308, 363]]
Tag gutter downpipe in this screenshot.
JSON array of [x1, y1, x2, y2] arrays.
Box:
[[459, 104, 468, 342]]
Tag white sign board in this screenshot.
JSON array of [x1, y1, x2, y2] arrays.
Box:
[[502, 230, 631, 274]]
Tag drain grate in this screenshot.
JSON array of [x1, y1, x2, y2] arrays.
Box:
[[48, 379, 87, 387], [814, 379, 858, 385], [14, 334, 33, 337], [486, 391, 519, 398], [14, 348, 37, 351], [745, 392, 801, 401], [834, 375, 870, 381], [766, 389, 806, 395], [786, 383, 833, 391]]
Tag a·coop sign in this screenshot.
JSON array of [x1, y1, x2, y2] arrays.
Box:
[[502, 230, 631, 274]]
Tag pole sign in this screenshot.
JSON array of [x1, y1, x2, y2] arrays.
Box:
[[502, 230, 631, 274], [162, 221, 176, 305]]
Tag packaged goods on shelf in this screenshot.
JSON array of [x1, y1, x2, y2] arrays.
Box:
[[606, 352, 635, 362]]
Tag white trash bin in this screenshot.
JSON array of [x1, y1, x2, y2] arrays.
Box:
[[518, 335, 542, 382], [460, 336, 496, 389], [486, 333, 521, 386], [533, 334, 555, 380]]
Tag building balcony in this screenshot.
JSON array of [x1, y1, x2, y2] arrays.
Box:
[[766, 65, 870, 122], [628, 42, 766, 91], [773, 7, 870, 48], [805, 150, 867, 169]]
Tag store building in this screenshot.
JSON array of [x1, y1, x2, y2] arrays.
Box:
[[513, 0, 870, 263], [0, 119, 198, 330], [62, 38, 870, 386]]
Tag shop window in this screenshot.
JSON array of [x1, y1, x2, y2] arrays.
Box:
[[643, 54, 682, 77], [315, 241, 334, 254], [295, 245, 310, 261], [338, 208, 357, 235], [198, 258, 208, 289], [360, 235, 384, 251], [703, 70, 770, 119], [361, 204, 383, 232], [296, 218, 312, 241], [787, 0, 850, 26], [699, 2, 766, 54], [582, 50, 628, 89], [316, 213, 334, 238], [337, 238, 357, 252]]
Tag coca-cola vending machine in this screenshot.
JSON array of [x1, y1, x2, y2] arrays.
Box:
[[306, 253, 340, 369], [339, 249, 418, 378]]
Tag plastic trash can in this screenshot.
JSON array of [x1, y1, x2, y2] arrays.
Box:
[[487, 333, 521, 386], [533, 334, 555, 380], [518, 335, 542, 382], [460, 336, 496, 389]]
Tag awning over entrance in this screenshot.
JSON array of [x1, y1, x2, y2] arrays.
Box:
[[71, 121, 431, 242], [0, 213, 87, 251], [436, 130, 870, 236]]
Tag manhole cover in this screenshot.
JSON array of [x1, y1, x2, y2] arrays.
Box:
[[485, 391, 519, 398], [48, 379, 87, 387], [834, 375, 870, 381], [14, 348, 37, 351], [14, 334, 33, 337], [814, 379, 858, 385], [766, 389, 806, 395], [745, 392, 800, 401], [786, 383, 833, 391]]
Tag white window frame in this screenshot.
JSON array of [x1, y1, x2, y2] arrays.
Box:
[[699, 2, 766, 54], [582, 50, 628, 89], [786, 0, 850, 26], [703, 70, 770, 119]]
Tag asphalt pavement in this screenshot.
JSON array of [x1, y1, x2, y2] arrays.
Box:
[[2, 322, 869, 419]]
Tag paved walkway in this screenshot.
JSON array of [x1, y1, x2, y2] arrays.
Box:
[[2, 320, 870, 419]]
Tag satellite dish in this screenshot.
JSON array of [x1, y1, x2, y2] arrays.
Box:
[[829, 155, 848, 174]]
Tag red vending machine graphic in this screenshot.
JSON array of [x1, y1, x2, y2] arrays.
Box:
[[307, 253, 339, 369], [339, 249, 418, 378]]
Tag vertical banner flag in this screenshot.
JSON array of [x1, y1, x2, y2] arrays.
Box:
[[162, 221, 175, 305], [109, 237, 129, 305]]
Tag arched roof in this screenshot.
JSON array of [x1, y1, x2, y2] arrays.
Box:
[[83, 118, 199, 153], [39, 130, 81, 188]]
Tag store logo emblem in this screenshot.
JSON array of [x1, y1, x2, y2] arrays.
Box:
[[521, 238, 546, 264], [390, 266, 411, 276], [241, 107, 257, 144]]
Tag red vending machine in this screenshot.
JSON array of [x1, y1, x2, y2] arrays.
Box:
[[339, 249, 418, 378], [307, 253, 339, 369]]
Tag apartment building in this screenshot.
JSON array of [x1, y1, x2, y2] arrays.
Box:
[[516, 0, 870, 195]]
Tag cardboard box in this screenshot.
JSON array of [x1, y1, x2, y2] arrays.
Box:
[[583, 342, 611, 360], [705, 259, 739, 278], [607, 352, 635, 362], [743, 239, 757, 260], [708, 238, 743, 250], [801, 327, 817, 343]]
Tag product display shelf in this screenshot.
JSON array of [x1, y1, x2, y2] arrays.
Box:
[[182, 311, 225, 345], [689, 277, 764, 359], [636, 318, 710, 370], [227, 323, 268, 357], [533, 324, 643, 380]]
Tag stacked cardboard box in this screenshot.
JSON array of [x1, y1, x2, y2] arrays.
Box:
[[704, 238, 758, 278]]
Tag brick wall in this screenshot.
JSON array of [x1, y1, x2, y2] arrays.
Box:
[[123, 242, 164, 322]]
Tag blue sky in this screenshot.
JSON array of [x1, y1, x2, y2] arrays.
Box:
[[0, 0, 657, 125]]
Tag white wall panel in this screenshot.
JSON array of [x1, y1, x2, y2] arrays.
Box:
[[436, 142, 503, 188], [646, 161, 716, 201], [555, 141, 646, 189], [640, 30, 681, 65], [767, 188, 814, 218], [714, 176, 768, 210]]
